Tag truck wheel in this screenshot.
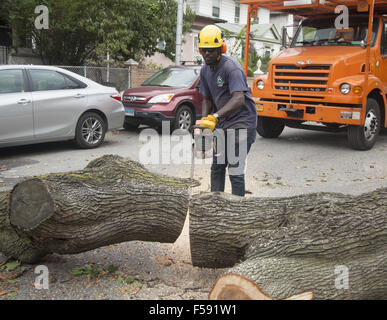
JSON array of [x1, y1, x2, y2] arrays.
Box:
[[347, 98, 381, 150], [257, 116, 285, 138]]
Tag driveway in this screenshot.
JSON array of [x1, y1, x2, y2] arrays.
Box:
[[0, 127, 386, 300]]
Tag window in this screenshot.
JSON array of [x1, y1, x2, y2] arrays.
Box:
[[213, 0, 220, 18], [0, 69, 24, 94], [142, 68, 199, 88], [235, 3, 240, 24], [29, 70, 84, 91], [381, 22, 387, 55], [292, 16, 379, 48]]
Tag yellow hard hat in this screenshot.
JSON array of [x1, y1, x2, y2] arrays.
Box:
[[198, 25, 227, 53]]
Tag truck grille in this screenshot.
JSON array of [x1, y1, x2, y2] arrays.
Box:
[[274, 65, 330, 94]]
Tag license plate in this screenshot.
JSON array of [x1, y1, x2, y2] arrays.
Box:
[[125, 108, 135, 116]]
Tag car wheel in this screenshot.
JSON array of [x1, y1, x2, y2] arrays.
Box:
[[348, 98, 381, 150], [174, 105, 193, 131], [257, 116, 285, 138], [75, 112, 106, 149], [123, 118, 140, 131]]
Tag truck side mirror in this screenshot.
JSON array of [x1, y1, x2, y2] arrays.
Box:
[[360, 40, 367, 49], [281, 27, 288, 49]]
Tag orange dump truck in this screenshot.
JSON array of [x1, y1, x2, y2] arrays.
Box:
[[241, 0, 387, 150]]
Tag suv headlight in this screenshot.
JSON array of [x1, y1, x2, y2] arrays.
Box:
[[148, 94, 175, 103], [257, 80, 265, 90], [340, 83, 351, 95]]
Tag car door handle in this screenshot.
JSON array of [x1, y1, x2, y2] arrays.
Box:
[[17, 99, 31, 104], [74, 94, 86, 99]]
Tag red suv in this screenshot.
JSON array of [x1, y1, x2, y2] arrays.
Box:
[[122, 65, 203, 131]]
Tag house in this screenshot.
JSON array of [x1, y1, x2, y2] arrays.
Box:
[[146, 0, 293, 70], [215, 22, 282, 61]]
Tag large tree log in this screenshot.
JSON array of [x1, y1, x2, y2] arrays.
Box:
[[190, 190, 386, 300], [0, 155, 196, 263]]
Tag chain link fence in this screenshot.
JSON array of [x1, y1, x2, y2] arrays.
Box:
[[57, 66, 130, 92], [0, 46, 9, 65]]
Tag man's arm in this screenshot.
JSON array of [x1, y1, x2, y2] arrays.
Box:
[[216, 91, 245, 119], [201, 96, 214, 117]]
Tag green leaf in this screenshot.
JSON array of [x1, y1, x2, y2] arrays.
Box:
[[116, 277, 125, 284], [71, 268, 86, 276], [107, 265, 118, 274], [7, 292, 18, 297], [5, 261, 20, 272], [125, 276, 134, 284]]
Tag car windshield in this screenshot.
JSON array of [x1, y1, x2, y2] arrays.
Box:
[[142, 68, 199, 88], [292, 16, 379, 47]]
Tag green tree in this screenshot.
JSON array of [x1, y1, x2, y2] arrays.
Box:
[[258, 55, 271, 73], [1, 0, 195, 65], [225, 22, 272, 76], [226, 26, 260, 77]]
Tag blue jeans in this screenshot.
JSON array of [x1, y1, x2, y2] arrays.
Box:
[[211, 128, 256, 196]]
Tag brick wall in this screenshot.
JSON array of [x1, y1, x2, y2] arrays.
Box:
[[130, 66, 159, 89]]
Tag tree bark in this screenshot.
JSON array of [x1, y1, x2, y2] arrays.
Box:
[[1, 154, 385, 299], [190, 190, 387, 300], [0, 155, 196, 263]]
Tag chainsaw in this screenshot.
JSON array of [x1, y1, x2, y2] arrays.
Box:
[[190, 125, 214, 179]]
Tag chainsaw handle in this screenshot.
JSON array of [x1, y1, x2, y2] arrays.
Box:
[[191, 125, 212, 133]]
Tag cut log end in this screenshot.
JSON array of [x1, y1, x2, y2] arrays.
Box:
[[209, 274, 314, 300], [10, 179, 54, 231]]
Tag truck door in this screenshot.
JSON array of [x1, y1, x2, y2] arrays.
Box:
[[378, 20, 387, 95]]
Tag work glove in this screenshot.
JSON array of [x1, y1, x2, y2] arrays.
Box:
[[199, 114, 218, 131]]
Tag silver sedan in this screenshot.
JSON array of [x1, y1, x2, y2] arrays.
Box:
[[0, 65, 125, 148]]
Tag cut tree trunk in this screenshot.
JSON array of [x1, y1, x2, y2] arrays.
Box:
[[0, 155, 196, 263], [190, 191, 386, 300]]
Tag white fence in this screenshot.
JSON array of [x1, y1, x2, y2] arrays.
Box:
[[0, 46, 9, 65]]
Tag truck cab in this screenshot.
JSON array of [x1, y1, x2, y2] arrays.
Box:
[[242, 0, 387, 150]]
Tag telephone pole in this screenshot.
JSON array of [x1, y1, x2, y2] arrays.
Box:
[[175, 0, 184, 65]]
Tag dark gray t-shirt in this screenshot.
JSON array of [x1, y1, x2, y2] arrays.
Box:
[[199, 55, 257, 129]]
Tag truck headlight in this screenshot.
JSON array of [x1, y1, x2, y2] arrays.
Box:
[[340, 83, 351, 95], [257, 80, 265, 90]]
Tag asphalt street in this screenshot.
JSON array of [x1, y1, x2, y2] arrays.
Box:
[[1, 126, 386, 197]]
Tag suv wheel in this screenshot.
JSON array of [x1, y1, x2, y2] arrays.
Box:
[[174, 105, 193, 131], [75, 112, 106, 149], [123, 118, 140, 131]]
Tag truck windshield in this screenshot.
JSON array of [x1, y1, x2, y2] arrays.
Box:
[[292, 16, 379, 47], [142, 68, 199, 88]]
